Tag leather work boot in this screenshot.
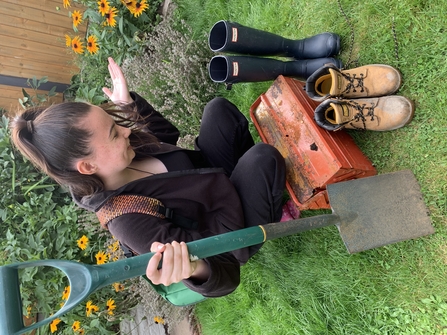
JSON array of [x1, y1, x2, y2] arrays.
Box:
[[313, 96, 414, 131], [306, 63, 402, 101]]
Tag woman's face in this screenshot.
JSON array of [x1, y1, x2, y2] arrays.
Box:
[[79, 105, 135, 178]]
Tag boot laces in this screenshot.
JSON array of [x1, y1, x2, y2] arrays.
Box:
[[347, 100, 376, 130], [341, 71, 366, 95]]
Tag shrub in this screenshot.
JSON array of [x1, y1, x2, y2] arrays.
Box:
[[0, 112, 137, 334], [62, 0, 163, 103], [122, 12, 218, 139]]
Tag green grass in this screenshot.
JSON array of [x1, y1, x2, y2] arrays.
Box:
[[170, 0, 447, 334]]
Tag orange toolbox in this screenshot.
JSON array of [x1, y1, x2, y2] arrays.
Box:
[[250, 75, 377, 210]]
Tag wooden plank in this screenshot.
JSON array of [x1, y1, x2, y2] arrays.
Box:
[[0, 45, 77, 69], [0, 1, 79, 29], [0, 34, 73, 59], [0, 12, 77, 39], [2, 0, 86, 13], [0, 0, 88, 37], [0, 23, 70, 49], [0, 56, 76, 84]]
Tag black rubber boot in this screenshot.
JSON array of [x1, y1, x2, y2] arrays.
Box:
[[209, 20, 341, 59], [208, 55, 343, 87]]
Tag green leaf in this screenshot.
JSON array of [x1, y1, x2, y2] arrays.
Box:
[[21, 88, 31, 99], [38, 76, 49, 84], [118, 16, 124, 35], [48, 86, 57, 97]]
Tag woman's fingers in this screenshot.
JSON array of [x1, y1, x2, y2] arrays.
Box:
[[145, 242, 195, 286], [102, 57, 132, 104]]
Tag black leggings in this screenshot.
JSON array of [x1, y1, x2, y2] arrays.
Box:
[[196, 98, 286, 258]]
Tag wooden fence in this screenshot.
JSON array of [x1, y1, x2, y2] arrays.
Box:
[[0, 0, 86, 113]]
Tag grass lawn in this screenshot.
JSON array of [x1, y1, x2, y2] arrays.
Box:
[[170, 0, 447, 334]]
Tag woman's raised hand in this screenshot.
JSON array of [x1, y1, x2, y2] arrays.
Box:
[[102, 57, 133, 104], [146, 241, 210, 286]]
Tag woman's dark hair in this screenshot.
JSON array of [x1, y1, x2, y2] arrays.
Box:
[[10, 102, 158, 197]]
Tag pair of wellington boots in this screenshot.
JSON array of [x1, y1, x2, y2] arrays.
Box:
[[207, 20, 343, 88], [306, 63, 415, 131]]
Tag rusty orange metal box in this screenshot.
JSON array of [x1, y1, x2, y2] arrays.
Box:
[[250, 75, 377, 210]]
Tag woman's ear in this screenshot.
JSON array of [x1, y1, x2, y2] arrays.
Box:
[[76, 160, 98, 175]]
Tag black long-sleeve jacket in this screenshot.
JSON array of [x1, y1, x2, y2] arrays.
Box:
[[73, 93, 247, 297]]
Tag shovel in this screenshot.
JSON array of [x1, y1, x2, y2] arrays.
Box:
[[0, 170, 434, 335]]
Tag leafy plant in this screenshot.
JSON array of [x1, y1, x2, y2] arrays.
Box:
[[61, 0, 163, 102], [122, 12, 217, 138], [0, 112, 137, 334], [19, 77, 57, 109]]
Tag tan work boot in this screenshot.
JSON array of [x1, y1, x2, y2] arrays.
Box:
[[306, 63, 402, 101], [314, 96, 414, 131]]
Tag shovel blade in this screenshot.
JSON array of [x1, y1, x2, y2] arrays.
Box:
[[327, 170, 434, 253]]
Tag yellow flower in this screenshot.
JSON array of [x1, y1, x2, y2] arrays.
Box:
[[72, 10, 83, 28], [132, 0, 149, 17], [50, 318, 61, 333], [72, 321, 81, 332], [65, 34, 71, 47], [77, 235, 89, 250], [26, 305, 32, 316], [86, 300, 99, 317], [154, 316, 165, 325], [98, 0, 110, 16], [108, 240, 120, 252], [121, 0, 136, 13], [86, 35, 99, 55], [62, 286, 70, 300], [63, 0, 70, 8], [95, 250, 108, 264], [105, 7, 118, 27], [71, 36, 84, 54], [112, 282, 125, 292], [79, 329, 85, 335], [106, 298, 116, 315]]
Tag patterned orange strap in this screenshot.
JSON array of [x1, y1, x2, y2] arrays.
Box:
[[96, 194, 166, 228]]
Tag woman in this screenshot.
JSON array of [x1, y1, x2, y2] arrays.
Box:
[[11, 58, 286, 297]]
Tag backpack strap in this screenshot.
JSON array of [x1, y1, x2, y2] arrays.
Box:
[[96, 194, 165, 228], [96, 194, 198, 230]]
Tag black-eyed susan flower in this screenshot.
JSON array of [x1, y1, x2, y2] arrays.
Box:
[[112, 282, 125, 292], [65, 34, 71, 47], [108, 240, 120, 252], [72, 321, 81, 332], [72, 10, 83, 28], [106, 298, 116, 315], [50, 318, 61, 333], [77, 235, 88, 250], [62, 286, 70, 300], [133, 0, 149, 17], [121, 0, 136, 13], [79, 329, 85, 335], [63, 0, 70, 8], [86, 35, 99, 54], [105, 7, 118, 27], [86, 301, 99, 317], [154, 316, 165, 325], [98, 0, 110, 16], [71, 36, 84, 54], [95, 250, 108, 264]]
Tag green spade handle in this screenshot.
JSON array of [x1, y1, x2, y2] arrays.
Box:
[[0, 215, 338, 335]]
